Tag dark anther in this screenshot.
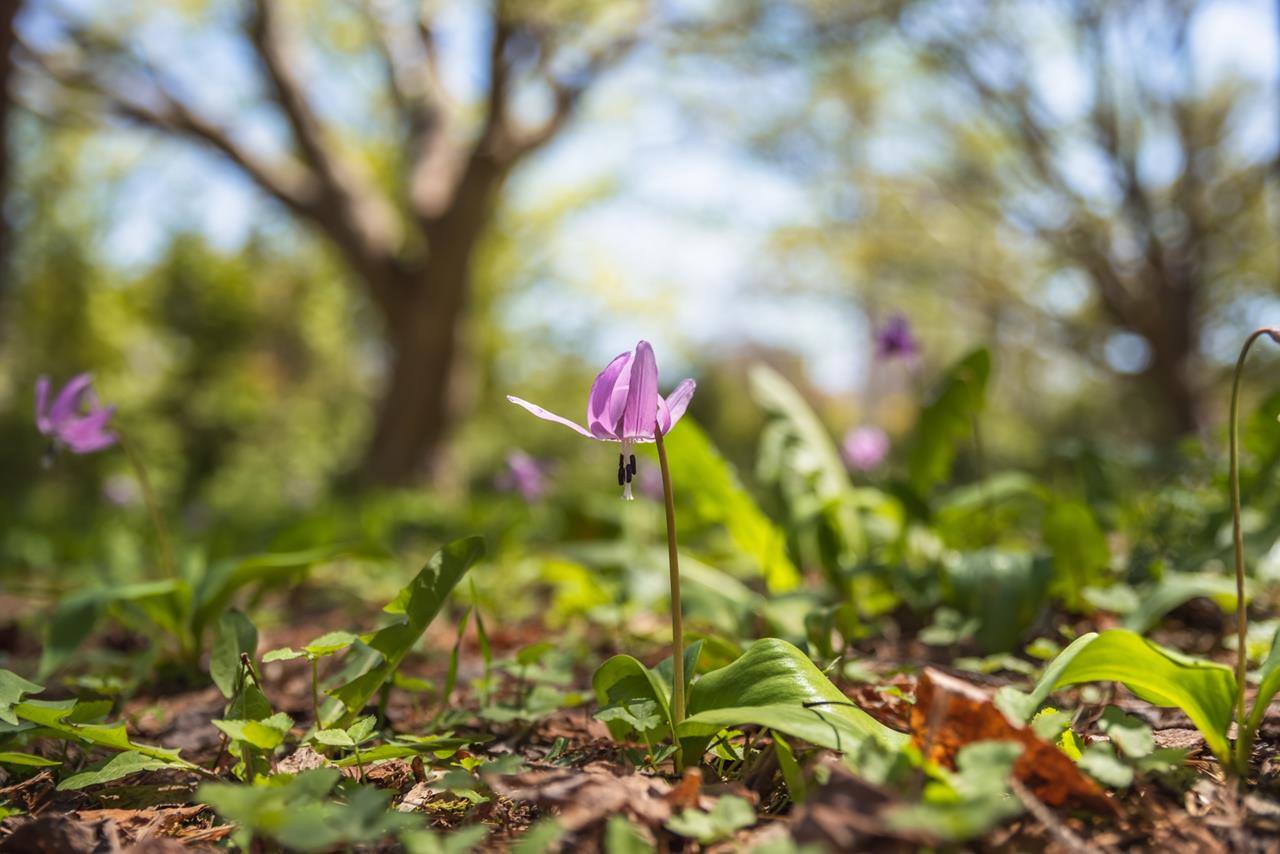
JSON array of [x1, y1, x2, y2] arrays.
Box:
[[625, 465, 634, 483], [628, 454, 637, 476], [617, 454, 626, 486]]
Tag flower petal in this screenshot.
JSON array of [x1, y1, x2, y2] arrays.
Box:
[[587, 351, 631, 440], [507, 395, 595, 438], [48, 374, 93, 429], [60, 408, 117, 454], [35, 376, 51, 434], [621, 341, 659, 440], [659, 379, 696, 434]]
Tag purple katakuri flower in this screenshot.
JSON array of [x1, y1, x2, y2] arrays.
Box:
[[507, 340, 695, 500], [874, 315, 920, 361], [35, 373, 117, 457], [497, 450, 551, 502], [842, 425, 889, 472]]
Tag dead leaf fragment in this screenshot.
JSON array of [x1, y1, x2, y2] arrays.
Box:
[[912, 668, 1116, 815]]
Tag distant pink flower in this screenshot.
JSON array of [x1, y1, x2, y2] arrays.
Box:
[[874, 315, 920, 361], [35, 374, 117, 455], [507, 340, 695, 499], [497, 451, 551, 502], [842, 426, 889, 471]]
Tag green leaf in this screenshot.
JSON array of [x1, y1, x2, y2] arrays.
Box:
[[1042, 500, 1109, 611], [313, 728, 356, 748], [347, 715, 378, 744], [305, 631, 358, 657], [657, 416, 801, 592], [908, 348, 990, 494], [263, 647, 307, 663], [0, 752, 59, 767], [1098, 706, 1154, 759], [680, 639, 904, 758], [603, 815, 655, 854], [1121, 572, 1243, 634], [773, 733, 807, 803], [57, 751, 174, 790], [401, 825, 490, 854], [885, 740, 1024, 841], [0, 670, 44, 726], [592, 655, 674, 743], [211, 609, 258, 699], [1247, 627, 1280, 736], [1078, 742, 1134, 788], [329, 537, 484, 727], [944, 550, 1052, 653], [994, 632, 1099, 722], [213, 712, 294, 751], [666, 795, 755, 844], [1049, 630, 1236, 761], [15, 700, 186, 764]]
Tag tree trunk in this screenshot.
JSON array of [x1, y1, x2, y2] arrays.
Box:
[[362, 256, 471, 485], [0, 1, 19, 291]]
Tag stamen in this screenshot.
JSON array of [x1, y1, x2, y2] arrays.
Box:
[[617, 454, 626, 486], [628, 454, 637, 476]]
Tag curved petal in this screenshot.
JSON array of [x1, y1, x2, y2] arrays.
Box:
[[35, 376, 51, 433], [507, 395, 595, 439], [621, 341, 659, 440], [659, 379, 696, 434], [48, 374, 93, 429], [60, 408, 117, 454], [587, 351, 631, 440]]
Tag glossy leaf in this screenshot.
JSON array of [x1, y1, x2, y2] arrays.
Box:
[[328, 537, 484, 726], [57, 750, 174, 790]]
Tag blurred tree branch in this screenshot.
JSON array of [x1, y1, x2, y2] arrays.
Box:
[[16, 0, 643, 483]]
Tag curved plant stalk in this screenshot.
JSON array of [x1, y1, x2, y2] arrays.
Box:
[[1229, 327, 1280, 775], [116, 426, 176, 581], [654, 422, 686, 772]]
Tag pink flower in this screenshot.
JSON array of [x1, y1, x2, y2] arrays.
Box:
[[507, 341, 695, 499], [496, 450, 551, 502], [35, 374, 117, 455], [842, 426, 889, 472]]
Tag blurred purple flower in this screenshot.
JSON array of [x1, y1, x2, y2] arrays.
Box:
[[497, 450, 551, 502], [508, 340, 695, 499], [637, 465, 664, 501], [843, 426, 890, 472], [35, 374, 117, 456], [874, 315, 920, 361]]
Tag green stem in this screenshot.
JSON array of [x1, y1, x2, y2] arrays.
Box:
[[1229, 327, 1279, 776], [116, 427, 176, 581], [653, 425, 685, 772], [311, 658, 321, 726]]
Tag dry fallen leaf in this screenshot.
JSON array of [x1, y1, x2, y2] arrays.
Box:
[[912, 667, 1116, 815]]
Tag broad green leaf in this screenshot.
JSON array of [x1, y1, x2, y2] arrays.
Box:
[[57, 750, 174, 790], [944, 550, 1052, 653], [313, 728, 356, 748], [680, 638, 904, 758], [657, 417, 800, 592], [1049, 630, 1236, 761], [213, 712, 294, 751], [211, 609, 258, 698], [1042, 500, 1109, 611], [592, 655, 674, 743], [329, 537, 484, 726], [263, 647, 307, 663], [773, 733, 807, 803], [602, 816, 655, 854], [0, 752, 59, 767], [994, 632, 1099, 722], [1120, 573, 1243, 634], [1246, 626, 1280, 735], [305, 631, 358, 657], [0, 670, 43, 726], [749, 364, 863, 574], [908, 348, 990, 494], [15, 700, 186, 763], [666, 794, 755, 844]]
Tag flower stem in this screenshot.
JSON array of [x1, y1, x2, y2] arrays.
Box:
[[1229, 327, 1279, 776], [653, 425, 685, 772], [116, 427, 176, 581]]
